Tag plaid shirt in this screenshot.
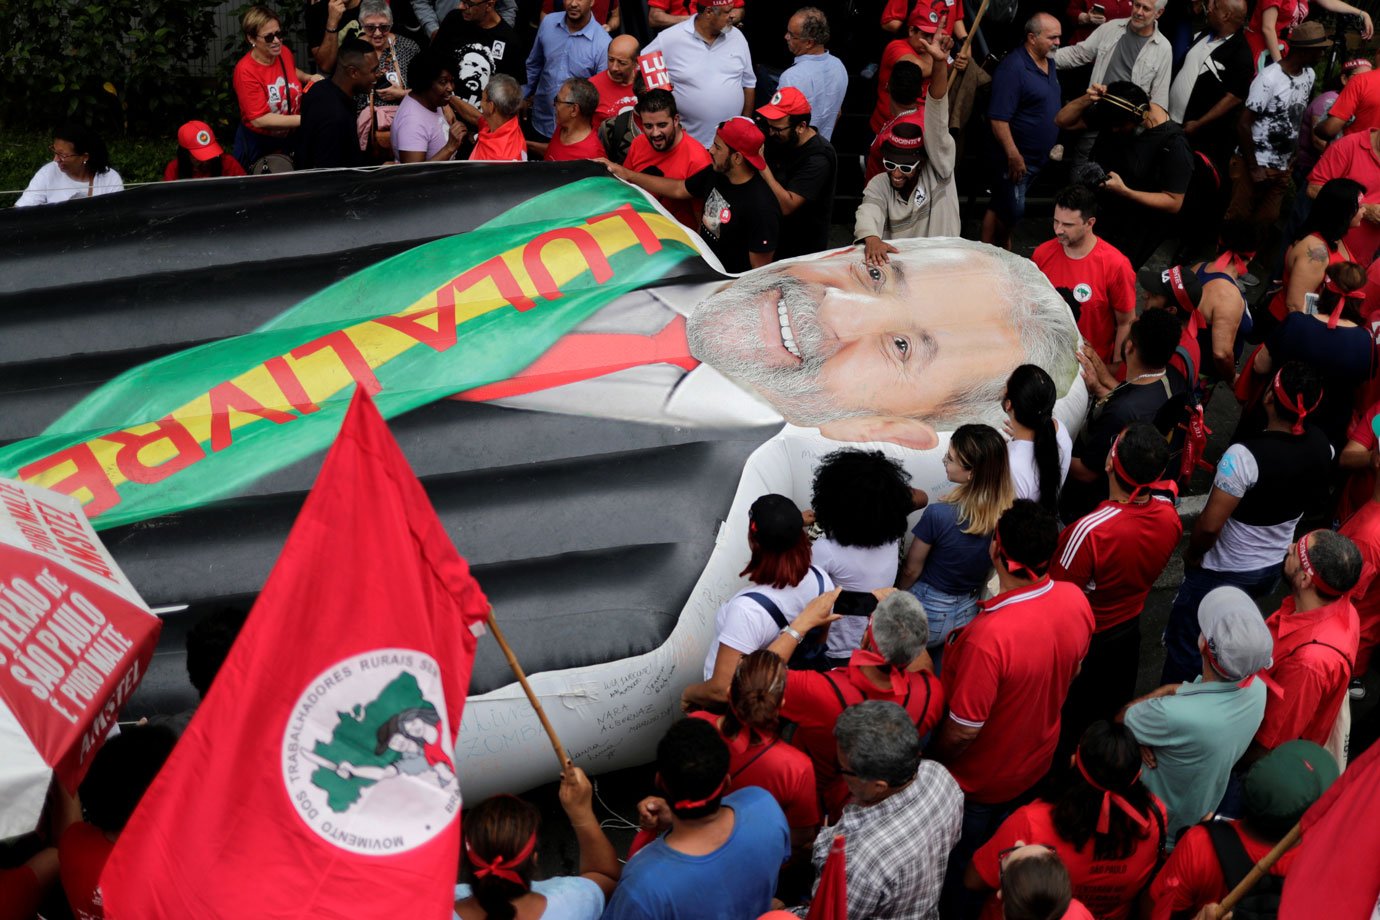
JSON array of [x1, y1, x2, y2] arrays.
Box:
[[811, 761, 964, 919]]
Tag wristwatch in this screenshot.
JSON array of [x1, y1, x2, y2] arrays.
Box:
[[326, 25, 341, 32], [780, 625, 803, 643]]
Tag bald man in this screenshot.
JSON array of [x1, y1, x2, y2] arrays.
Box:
[[590, 34, 642, 128]]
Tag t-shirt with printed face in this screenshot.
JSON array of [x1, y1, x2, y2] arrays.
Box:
[[683, 167, 781, 273], [431, 13, 525, 109]]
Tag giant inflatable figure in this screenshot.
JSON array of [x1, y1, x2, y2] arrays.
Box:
[[0, 163, 1084, 797]]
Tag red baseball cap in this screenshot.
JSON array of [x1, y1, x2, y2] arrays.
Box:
[[716, 116, 766, 170], [178, 120, 223, 162], [907, 3, 942, 30], [757, 86, 811, 120]]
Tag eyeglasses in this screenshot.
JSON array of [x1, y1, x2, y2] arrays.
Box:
[[556, 97, 577, 106], [50, 148, 81, 161], [362, 22, 392, 32], [838, 768, 859, 777], [882, 158, 919, 174], [259, 30, 284, 42], [460, 0, 494, 6]]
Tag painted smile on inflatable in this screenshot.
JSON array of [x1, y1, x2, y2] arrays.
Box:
[[0, 165, 1084, 799], [689, 240, 1079, 448]]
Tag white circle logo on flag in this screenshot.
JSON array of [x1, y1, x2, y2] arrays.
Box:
[[281, 648, 459, 854], [1073, 283, 1093, 303]]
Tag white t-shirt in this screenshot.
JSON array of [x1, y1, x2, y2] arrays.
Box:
[[391, 92, 450, 160], [703, 566, 834, 678], [16, 162, 124, 207], [453, 876, 603, 920], [1007, 420, 1073, 505], [1203, 443, 1299, 572], [811, 536, 900, 656]]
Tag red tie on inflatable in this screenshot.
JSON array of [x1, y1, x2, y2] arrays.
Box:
[[451, 316, 700, 402]]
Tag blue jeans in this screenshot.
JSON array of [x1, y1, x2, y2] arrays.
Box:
[[988, 163, 1040, 223], [1160, 562, 1280, 684], [910, 580, 980, 674]]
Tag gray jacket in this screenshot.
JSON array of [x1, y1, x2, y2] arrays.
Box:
[[854, 91, 960, 242]]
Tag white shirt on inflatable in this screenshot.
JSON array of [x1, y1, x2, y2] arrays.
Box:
[[1006, 419, 1073, 505], [703, 568, 835, 679], [811, 537, 900, 656]]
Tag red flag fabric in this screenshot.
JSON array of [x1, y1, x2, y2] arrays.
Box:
[[1279, 740, 1380, 920], [808, 834, 848, 920], [101, 388, 490, 919]]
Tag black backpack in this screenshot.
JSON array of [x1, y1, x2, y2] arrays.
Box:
[[1204, 821, 1284, 920], [744, 567, 830, 670]]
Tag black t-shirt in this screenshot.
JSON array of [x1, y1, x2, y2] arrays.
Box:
[[1183, 32, 1253, 166], [684, 168, 781, 273], [305, 2, 364, 69], [432, 13, 526, 108], [1092, 121, 1194, 259], [296, 79, 368, 169], [767, 132, 837, 259]]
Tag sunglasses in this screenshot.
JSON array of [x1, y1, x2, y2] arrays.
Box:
[[259, 30, 284, 42], [882, 158, 920, 174], [50, 148, 81, 161], [362, 22, 392, 32]]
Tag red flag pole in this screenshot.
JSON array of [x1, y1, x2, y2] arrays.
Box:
[[1210, 822, 1303, 918], [485, 608, 570, 771]]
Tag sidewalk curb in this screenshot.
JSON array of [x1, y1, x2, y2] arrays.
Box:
[[1153, 493, 1209, 590]]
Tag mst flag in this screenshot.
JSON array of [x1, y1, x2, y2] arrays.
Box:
[[101, 388, 491, 919]]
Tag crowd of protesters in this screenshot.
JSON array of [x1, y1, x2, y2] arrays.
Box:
[[9, 0, 1380, 917]]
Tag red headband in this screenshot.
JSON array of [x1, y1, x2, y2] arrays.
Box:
[[993, 529, 1045, 580], [1321, 277, 1366, 329], [1109, 432, 1177, 501], [1075, 748, 1149, 836], [466, 830, 538, 887], [1271, 370, 1323, 435], [848, 620, 909, 695], [1166, 266, 1197, 315], [1212, 249, 1253, 277], [1297, 531, 1344, 596], [672, 775, 729, 811]]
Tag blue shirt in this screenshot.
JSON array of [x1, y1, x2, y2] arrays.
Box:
[[525, 13, 610, 137], [601, 787, 790, 920], [911, 501, 994, 595], [988, 47, 1061, 167], [777, 51, 850, 142]]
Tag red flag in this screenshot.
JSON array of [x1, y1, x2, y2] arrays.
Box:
[[1279, 741, 1380, 920], [101, 388, 490, 919], [808, 835, 848, 920]]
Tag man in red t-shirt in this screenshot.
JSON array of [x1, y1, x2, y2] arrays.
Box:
[[766, 589, 945, 821], [589, 34, 641, 128], [1340, 440, 1380, 686], [931, 500, 1094, 914], [1054, 424, 1182, 753], [1315, 66, 1380, 141], [1246, 531, 1362, 764], [620, 88, 712, 228], [871, 10, 940, 132], [865, 60, 926, 183], [1033, 184, 1136, 365], [647, 0, 742, 30], [542, 76, 607, 160], [1307, 128, 1380, 270], [1148, 740, 1338, 920]]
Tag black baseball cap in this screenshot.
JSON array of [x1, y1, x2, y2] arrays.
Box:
[[749, 494, 804, 551], [1139, 264, 1204, 315]]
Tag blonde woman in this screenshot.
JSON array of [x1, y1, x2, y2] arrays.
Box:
[[897, 424, 1014, 660]]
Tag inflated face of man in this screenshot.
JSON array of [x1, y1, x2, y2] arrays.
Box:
[[688, 241, 1077, 449], [641, 108, 681, 151]]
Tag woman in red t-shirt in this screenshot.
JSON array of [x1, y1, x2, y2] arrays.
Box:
[[690, 650, 820, 848], [966, 722, 1166, 920], [231, 4, 321, 168], [1267, 178, 1362, 325], [1246, 0, 1373, 66]]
